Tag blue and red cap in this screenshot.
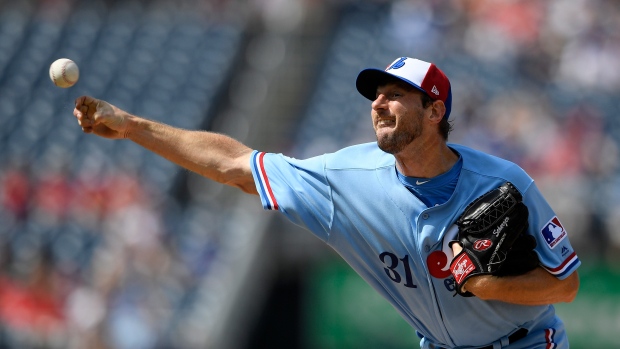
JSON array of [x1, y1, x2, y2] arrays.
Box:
[[356, 57, 452, 119]]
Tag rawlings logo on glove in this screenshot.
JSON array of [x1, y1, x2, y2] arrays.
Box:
[[473, 239, 492, 251]]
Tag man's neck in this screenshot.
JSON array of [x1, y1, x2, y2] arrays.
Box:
[[394, 140, 458, 179]]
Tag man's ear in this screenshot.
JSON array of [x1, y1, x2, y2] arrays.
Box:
[[429, 100, 446, 123]]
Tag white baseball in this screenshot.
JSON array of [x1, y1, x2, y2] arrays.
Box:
[[49, 58, 79, 88]]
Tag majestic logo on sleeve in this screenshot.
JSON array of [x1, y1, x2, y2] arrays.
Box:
[[561, 246, 570, 256], [541, 216, 567, 249]]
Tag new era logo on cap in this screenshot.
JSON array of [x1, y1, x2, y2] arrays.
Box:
[[356, 57, 452, 119]]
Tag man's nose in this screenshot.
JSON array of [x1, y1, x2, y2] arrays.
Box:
[[372, 94, 387, 110]]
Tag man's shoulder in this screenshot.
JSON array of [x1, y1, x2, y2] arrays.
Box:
[[451, 143, 521, 168], [324, 142, 394, 170], [451, 144, 533, 188]]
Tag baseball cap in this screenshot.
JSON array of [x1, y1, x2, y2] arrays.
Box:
[[356, 57, 452, 119]]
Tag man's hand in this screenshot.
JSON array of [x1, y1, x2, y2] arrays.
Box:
[[451, 243, 470, 291], [74, 96, 130, 139]]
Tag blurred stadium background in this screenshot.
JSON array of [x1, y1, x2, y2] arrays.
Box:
[[0, 0, 619, 348]]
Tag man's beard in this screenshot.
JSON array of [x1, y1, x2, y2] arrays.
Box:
[[376, 129, 417, 154], [375, 115, 423, 154]]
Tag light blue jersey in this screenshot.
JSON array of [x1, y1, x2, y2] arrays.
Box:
[[251, 142, 580, 349]]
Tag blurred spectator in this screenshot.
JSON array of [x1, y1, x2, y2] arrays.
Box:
[[462, 0, 543, 62], [0, 246, 66, 348], [0, 162, 31, 222], [551, 0, 620, 92], [31, 163, 72, 226]]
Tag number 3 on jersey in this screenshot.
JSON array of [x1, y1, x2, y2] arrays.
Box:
[[379, 252, 417, 288]]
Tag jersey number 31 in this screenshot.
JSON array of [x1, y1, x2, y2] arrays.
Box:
[[379, 252, 417, 288]]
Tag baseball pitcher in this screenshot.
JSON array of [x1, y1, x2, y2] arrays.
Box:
[[73, 56, 580, 349]]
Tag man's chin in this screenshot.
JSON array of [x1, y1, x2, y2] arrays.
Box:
[[376, 132, 414, 154], [377, 139, 400, 154]]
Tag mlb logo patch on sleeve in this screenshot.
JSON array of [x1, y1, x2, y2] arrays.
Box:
[[541, 216, 567, 249]]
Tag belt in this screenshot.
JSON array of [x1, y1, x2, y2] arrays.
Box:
[[478, 328, 529, 349], [429, 329, 529, 349]]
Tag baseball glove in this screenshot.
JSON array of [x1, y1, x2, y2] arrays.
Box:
[[494, 233, 540, 277], [449, 182, 533, 297]]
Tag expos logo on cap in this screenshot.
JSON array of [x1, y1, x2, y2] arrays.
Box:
[[356, 57, 452, 119]]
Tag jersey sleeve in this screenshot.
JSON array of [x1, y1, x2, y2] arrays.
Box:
[[523, 182, 581, 280], [250, 151, 333, 241]]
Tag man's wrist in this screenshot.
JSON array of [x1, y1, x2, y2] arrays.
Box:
[[122, 114, 139, 139], [462, 275, 494, 296]]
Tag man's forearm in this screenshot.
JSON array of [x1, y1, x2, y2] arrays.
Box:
[[464, 268, 579, 305], [124, 115, 258, 194]]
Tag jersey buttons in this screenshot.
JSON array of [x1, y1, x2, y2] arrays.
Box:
[[422, 213, 429, 220]]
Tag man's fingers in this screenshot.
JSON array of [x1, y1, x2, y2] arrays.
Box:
[[75, 96, 100, 116], [75, 95, 96, 108], [74, 105, 91, 126], [73, 97, 123, 139], [74, 96, 84, 107]]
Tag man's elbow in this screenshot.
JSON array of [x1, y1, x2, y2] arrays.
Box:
[[237, 180, 259, 195], [562, 272, 580, 303], [221, 174, 258, 195], [218, 152, 258, 195]]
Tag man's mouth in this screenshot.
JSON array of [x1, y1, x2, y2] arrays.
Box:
[[376, 119, 396, 127]]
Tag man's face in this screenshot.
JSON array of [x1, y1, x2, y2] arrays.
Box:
[[371, 82, 428, 154]]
